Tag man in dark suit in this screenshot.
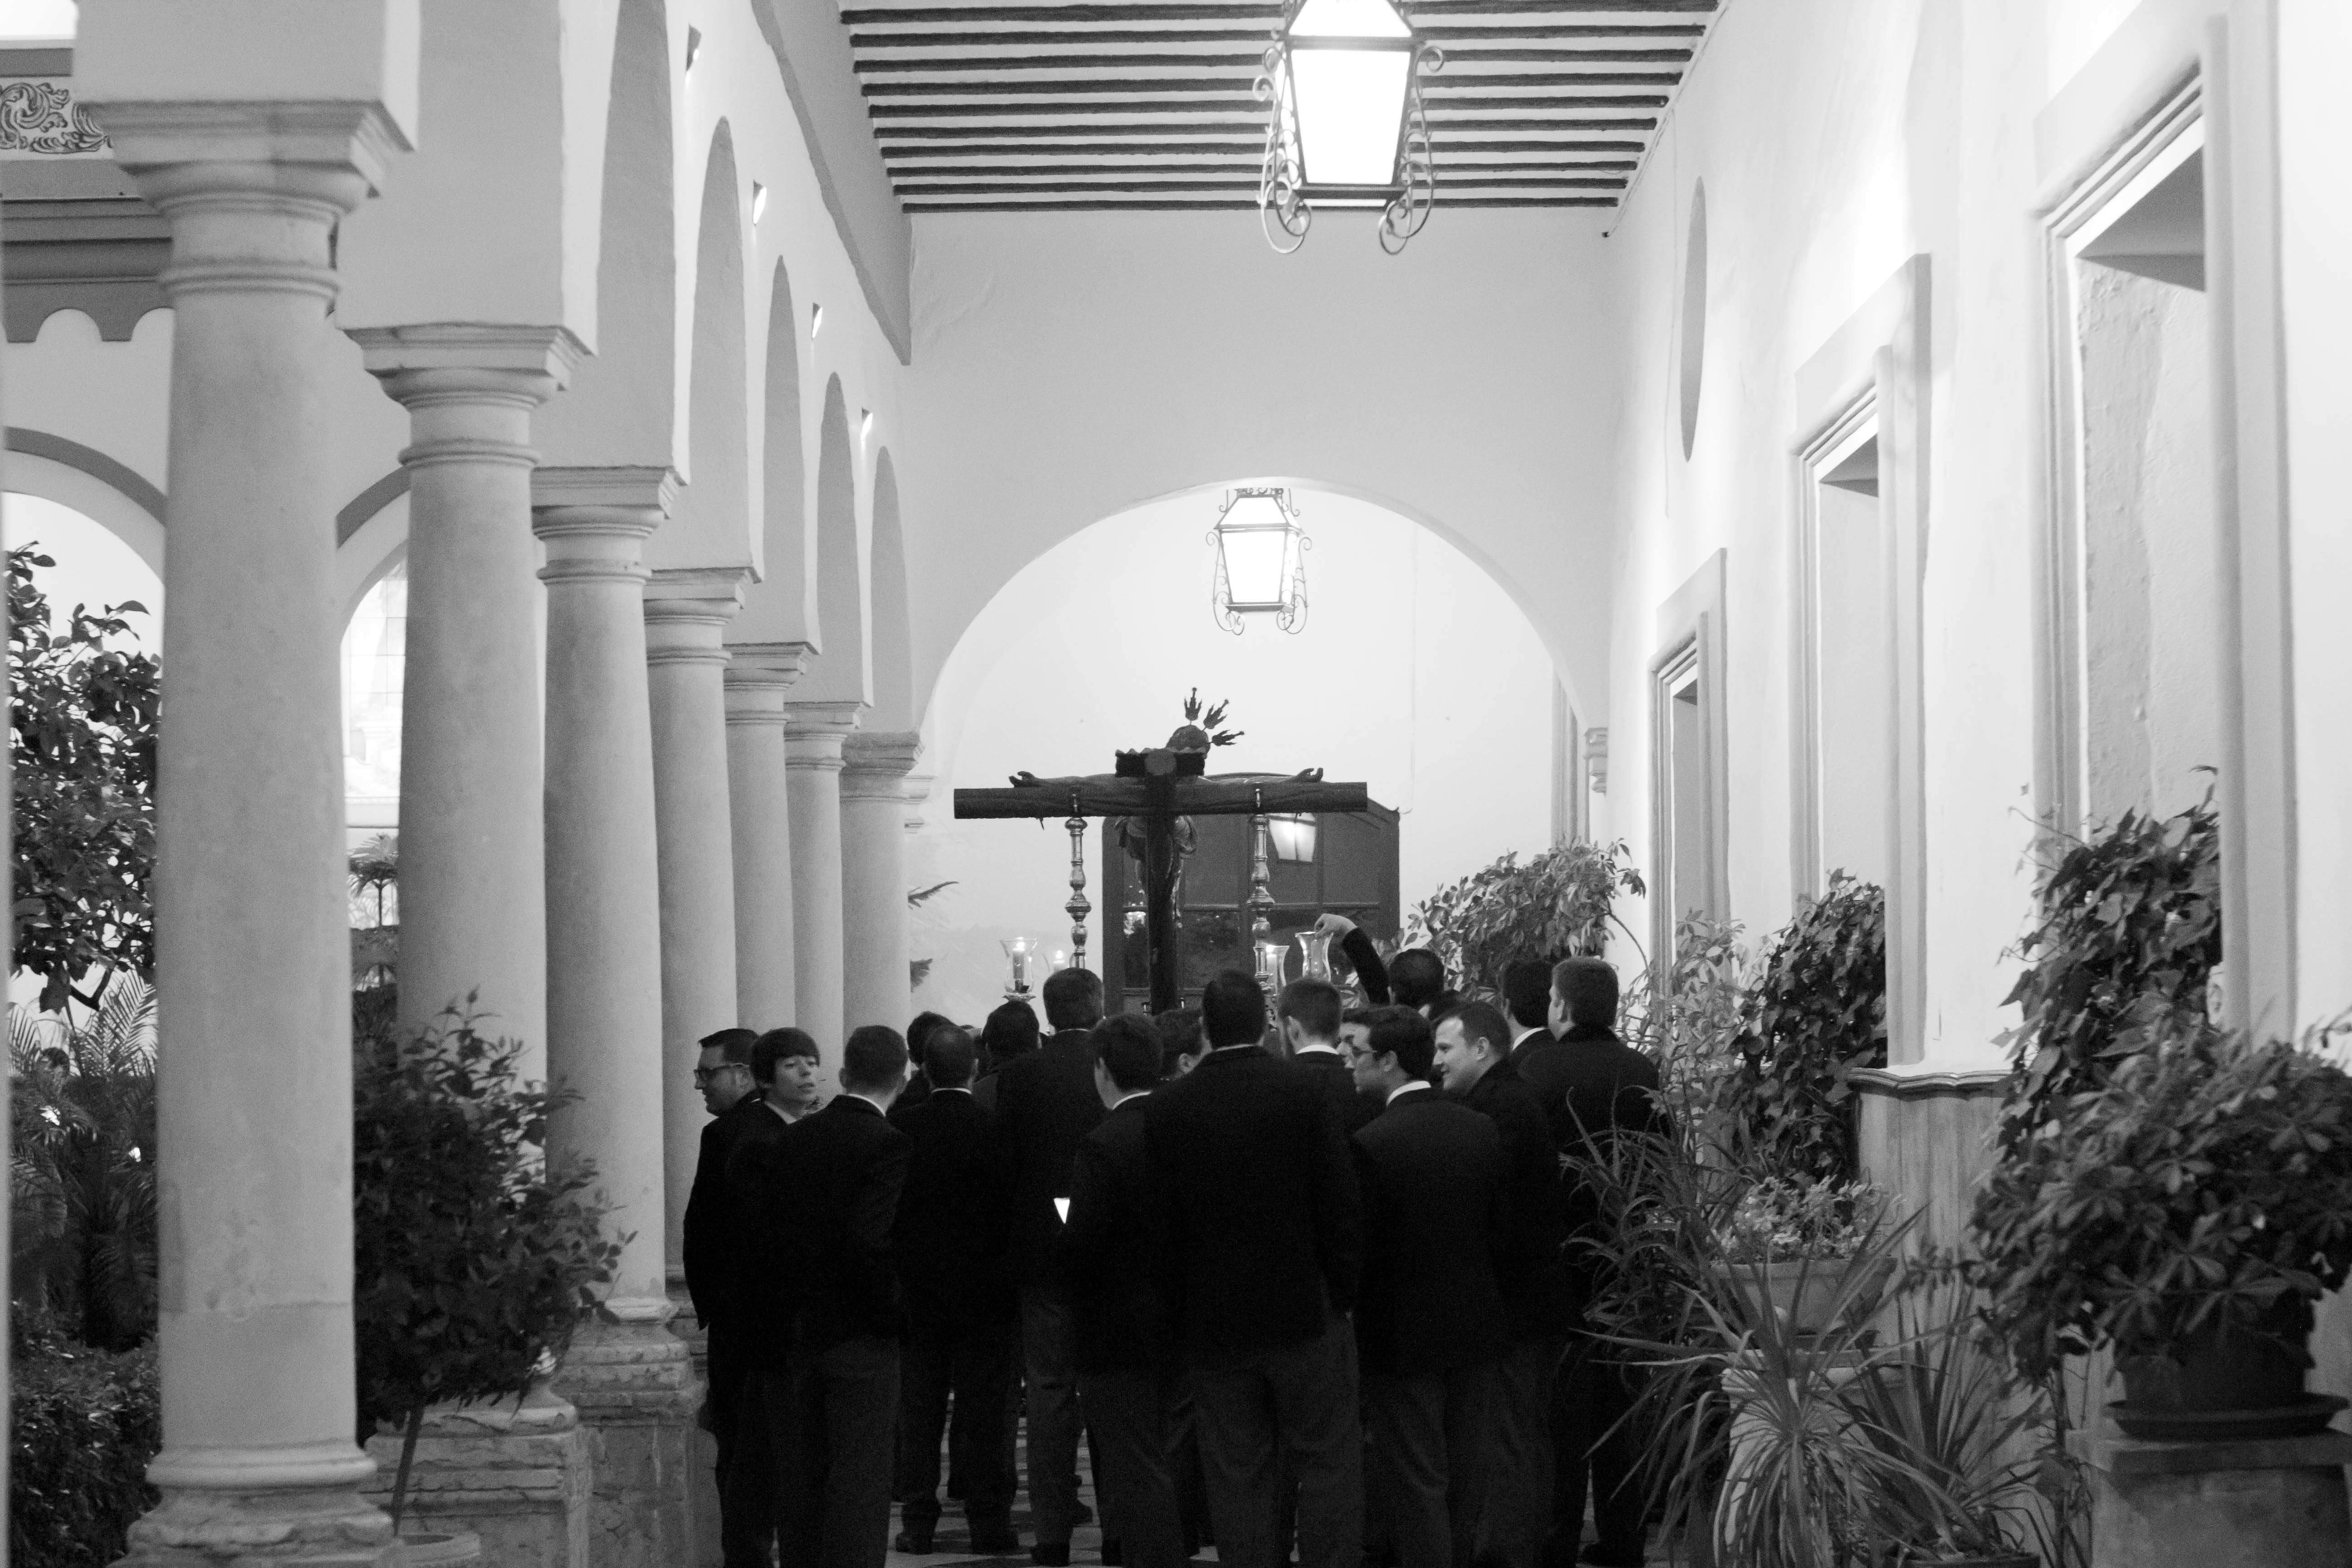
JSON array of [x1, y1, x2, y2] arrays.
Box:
[[1434, 1002, 1571, 1568], [990, 967, 1107, 1565], [739, 1025, 914, 1568], [889, 1026, 1019, 1556], [1388, 948, 1451, 1018], [1062, 1014, 1186, 1568], [1279, 977, 1380, 1134], [683, 1026, 773, 1568], [1502, 960, 1578, 1151], [1545, 959, 1661, 1568], [1145, 970, 1364, 1568], [1349, 1006, 1510, 1568]]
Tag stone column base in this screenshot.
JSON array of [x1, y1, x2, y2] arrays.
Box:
[[361, 1382, 591, 1568], [2072, 1423, 2352, 1568], [553, 1310, 703, 1568], [117, 1480, 393, 1567], [669, 1271, 724, 1568]]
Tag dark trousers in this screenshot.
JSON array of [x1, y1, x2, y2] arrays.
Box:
[[767, 1334, 902, 1568], [897, 1315, 1018, 1533], [1552, 1338, 1645, 1568], [1481, 1335, 1564, 1568], [1020, 1287, 1085, 1547], [1189, 1317, 1365, 1568], [1363, 1362, 1498, 1568], [1079, 1366, 1187, 1568], [709, 1327, 781, 1568]]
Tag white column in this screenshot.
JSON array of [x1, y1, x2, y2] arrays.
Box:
[[73, 77, 407, 1566], [725, 644, 809, 1031], [841, 733, 923, 1036], [784, 701, 862, 1067], [643, 568, 744, 1284], [352, 326, 577, 1080], [533, 466, 696, 1568]]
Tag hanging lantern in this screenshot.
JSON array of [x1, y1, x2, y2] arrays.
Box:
[[1256, 0, 1442, 254], [1208, 488, 1310, 635]]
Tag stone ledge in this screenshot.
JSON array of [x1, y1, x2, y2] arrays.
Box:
[[2071, 1422, 2352, 1475], [1850, 1065, 2009, 1099]]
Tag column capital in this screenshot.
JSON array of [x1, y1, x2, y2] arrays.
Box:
[[724, 642, 812, 725], [350, 322, 585, 397], [534, 467, 673, 587], [643, 568, 747, 667], [80, 100, 410, 198], [842, 732, 924, 801], [784, 701, 865, 772], [901, 771, 936, 833]]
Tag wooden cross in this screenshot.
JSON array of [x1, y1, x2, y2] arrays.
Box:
[[955, 747, 1372, 1012]]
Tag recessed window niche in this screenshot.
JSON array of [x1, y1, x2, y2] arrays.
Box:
[[1678, 181, 1708, 460]]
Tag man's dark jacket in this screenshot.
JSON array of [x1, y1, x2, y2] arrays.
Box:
[[1292, 1046, 1382, 1135], [1059, 1094, 1173, 1376], [889, 1087, 1012, 1329], [1350, 1085, 1509, 1376], [991, 1027, 1106, 1292], [1554, 1023, 1666, 1303], [1456, 1057, 1573, 1338], [683, 1093, 776, 1330], [731, 1095, 912, 1354], [1338, 926, 1391, 1006], [1509, 1025, 1582, 1151], [1144, 1046, 1362, 1366]]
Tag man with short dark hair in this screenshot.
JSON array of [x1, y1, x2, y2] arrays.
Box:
[[992, 966, 1109, 1565], [1348, 1006, 1509, 1568], [1545, 957, 1660, 1568], [1280, 977, 1378, 1134], [1434, 1002, 1570, 1568], [1146, 970, 1365, 1568], [752, 1025, 825, 1124], [890, 1026, 1019, 1555], [751, 1024, 915, 1568], [1062, 1014, 1186, 1568], [1502, 960, 1578, 1155], [899, 1009, 953, 1113], [684, 1026, 775, 1568], [1388, 948, 1450, 1017], [1153, 1007, 1206, 1080]]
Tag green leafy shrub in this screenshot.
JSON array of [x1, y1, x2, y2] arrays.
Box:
[[1998, 794, 2220, 1145], [9, 977, 157, 1351], [1730, 873, 1886, 1185], [1405, 839, 1644, 996], [353, 1005, 626, 1521], [9, 1327, 159, 1568], [1971, 1017, 2352, 1381], [9, 544, 159, 1015]]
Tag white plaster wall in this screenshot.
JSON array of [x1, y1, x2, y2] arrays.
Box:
[[897, 210, 1622, 731], [908, 488, 1555, 1026], [1594, 0, 2164, 1065], [2278, 0, 2352, 1028]]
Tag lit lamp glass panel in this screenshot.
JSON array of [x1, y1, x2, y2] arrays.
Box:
[[1285, 0, 1414, 193], [1217, 493, 1298, 610], [1268, 813, 1318, 862]]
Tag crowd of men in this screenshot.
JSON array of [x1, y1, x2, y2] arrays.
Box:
[[682, 930, 1665, 1568]]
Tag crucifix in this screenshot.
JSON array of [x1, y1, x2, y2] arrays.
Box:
[[955, 745, 1370, 1013]]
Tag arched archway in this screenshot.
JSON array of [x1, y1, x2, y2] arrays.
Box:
[[538, 0, 678, 469], [868, 450, 912, 729], [796, 376, 863, 702], [658, 118, 754, 571], [909, 484, 1577, 1020], [3, 428, 166, 576], [736, 260, 809, 643]]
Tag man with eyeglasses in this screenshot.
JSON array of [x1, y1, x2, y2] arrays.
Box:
[[683, 1025, 780, 1568]]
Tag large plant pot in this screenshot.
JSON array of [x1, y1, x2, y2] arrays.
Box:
[[389, 1531, 481, 1568], [2112, 1298, 2346, 1440], [1720, 1254, 1893, 1337]]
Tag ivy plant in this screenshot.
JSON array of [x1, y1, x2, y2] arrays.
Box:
[[9, 546, 159, 1015], [353, 1004, 626, 1526], [1405, 839, 1645, 997], [1970, 1017, 2352, 1380], [1995, 794, 2221, 1150], [1730, 873, 1886, 1186]]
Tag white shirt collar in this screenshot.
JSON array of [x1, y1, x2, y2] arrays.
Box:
[[933, 1085, 973, 1097], [847, 1091, 895, 1117], [1385, 1080, 1428, 1106], [1294, 1042, 1341, 1057], [1110, 1089, 1152, 1110], [1510, 1024, 1548, 1049]]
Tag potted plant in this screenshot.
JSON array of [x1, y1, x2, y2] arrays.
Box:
[[1731, 873, 1886, 1187], [1405, 838, 1645, 996], [352, 1004, 626, 1560], [1971, 1016, 2352, 1439], [1719, 1176, 1894, 1338]]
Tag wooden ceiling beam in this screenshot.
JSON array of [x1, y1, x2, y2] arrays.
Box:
[[854, 47, 1691, 68], [860, 70, 1681, 92], [902, 196, 1620, 209], [851, 23, 1702, 43], [885, 158, 1638, 173], [843, 0, 1713, 20], [877, 136, 1643, 155], [892, 176, 1627, 193]]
